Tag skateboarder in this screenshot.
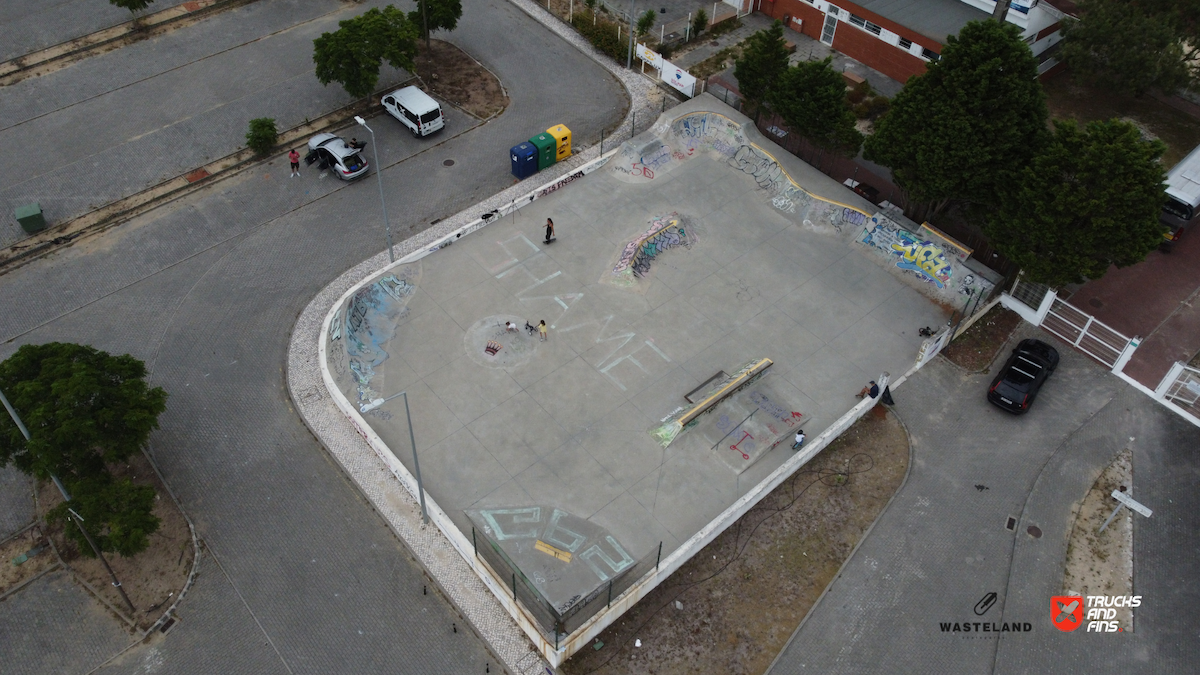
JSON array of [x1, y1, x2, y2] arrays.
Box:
[[544, 218, 555, 244], [792, 430, 806, 450]]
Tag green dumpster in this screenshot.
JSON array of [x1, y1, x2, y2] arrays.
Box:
[[14, 203, 46, 235], [529, 133, 557, 171]]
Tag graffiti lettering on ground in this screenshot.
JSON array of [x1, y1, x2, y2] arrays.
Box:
[[334, 266, 420, 405], [858, 216, 952, 288], [609, 212, 696, 285]]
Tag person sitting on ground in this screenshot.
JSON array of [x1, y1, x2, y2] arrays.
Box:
[[856, 380, 880, 399], [505, 321, 519, 333]]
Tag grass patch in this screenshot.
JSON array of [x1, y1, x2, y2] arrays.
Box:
[[690, 44, 742, 80], [940, 304, 1023, 372]]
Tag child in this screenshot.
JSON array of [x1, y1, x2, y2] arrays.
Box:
[[538, 320, 548, 342], [791, 430, 806, 450], [544, 218, 555, 244]]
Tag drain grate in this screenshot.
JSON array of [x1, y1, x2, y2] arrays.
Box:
[[1006, 516, 1017, 531], [443, 159, 455, 167]]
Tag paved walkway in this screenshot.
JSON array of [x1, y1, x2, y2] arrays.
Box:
[[0, 0, 189, 61], [0, 464, 32, 540], [1067, 229, 1200, 389], [0, 0, 629, 671], [768, 324, 1200, 673]]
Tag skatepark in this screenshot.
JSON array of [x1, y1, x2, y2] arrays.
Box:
[[319, 96, 995, 662]]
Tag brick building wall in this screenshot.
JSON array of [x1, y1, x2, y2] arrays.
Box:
[[762, 0, 938, 83]]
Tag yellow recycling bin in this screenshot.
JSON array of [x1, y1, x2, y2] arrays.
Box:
[[546, 124, 572, 162]]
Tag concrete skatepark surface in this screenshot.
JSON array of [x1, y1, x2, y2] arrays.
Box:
[[323, 96, 953, 645]]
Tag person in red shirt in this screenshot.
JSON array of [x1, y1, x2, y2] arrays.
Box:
[[289, 149, 300, 177]]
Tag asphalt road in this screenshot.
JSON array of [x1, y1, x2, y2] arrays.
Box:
[[0, 0, 627, 671], [769, 324, 1200, 674]]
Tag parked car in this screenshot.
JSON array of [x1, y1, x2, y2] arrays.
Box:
[[382, 86, 445, 138], [305, 133, 368, 180], [987, 339, 1060, 414]]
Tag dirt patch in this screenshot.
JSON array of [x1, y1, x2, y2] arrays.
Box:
[[36, 452, 194, 630], [561, 405, 909, 675], [413, 39, 508, 120], [1062, 448, 1134, 631], [941, 305, 1023, 372], [1044, 73, 1200, 168], [0, 526, 56, 596]]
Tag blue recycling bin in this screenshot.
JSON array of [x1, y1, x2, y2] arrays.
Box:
[[510, 142, 538, 179]]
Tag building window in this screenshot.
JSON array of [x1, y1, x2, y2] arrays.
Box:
[[864, 20, 882, 35], [922, 47, 940, 61], [849, 13, 865, 27], [1024, 34, 1036, 44], [898, 37, 912, 49]]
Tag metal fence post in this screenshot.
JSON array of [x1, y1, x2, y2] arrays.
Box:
[[512, 573, 517, 600], [631, 112, 635, 138], [472, 527, 477, 557], [607, 580, 613, 608], [601, 129, 604, 155], [655, 541, 662, 571]]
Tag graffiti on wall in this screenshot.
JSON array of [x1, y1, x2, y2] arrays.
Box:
[[611, 212, 695, 281], [858, 216, 953, 289], [334, 268, 418, 404]]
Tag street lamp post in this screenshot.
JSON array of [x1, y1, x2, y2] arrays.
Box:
[[0, 387, 136, 615], [354, 116, 394, 263], [400, 392, 429, 524]]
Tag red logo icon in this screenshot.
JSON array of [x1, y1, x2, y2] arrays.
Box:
[[1051, 596, 1083, 632]]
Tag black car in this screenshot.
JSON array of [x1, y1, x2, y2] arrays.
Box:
[[987, 339, 1060, 414]]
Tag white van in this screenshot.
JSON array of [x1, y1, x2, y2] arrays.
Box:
[[1161, 143, 1200, 248], [382, 86, 445, 138]]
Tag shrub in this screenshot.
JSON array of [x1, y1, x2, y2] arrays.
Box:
[[572, 14, 627, 63], [692, 9, 707, 38], [246, 118, 278, 156], [846, 80, 870, 104]]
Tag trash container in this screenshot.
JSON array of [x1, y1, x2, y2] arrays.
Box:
[[510, 142, 538, 179], [529, 133, 557, 171], [14, 203, 46, 235], [546, 124, 572, 162]]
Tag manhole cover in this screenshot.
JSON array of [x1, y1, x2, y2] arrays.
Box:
[[443, 159, 455, 167], [1089, 297, 1103, 309], [1027, 525, 1042, 538]]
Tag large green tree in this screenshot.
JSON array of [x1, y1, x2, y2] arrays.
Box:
[[1059, 0, 1197, 96], [409, 0, 464, 49], [0, 343, 168, 482], [984, 119, 1167, 287], [769, 57, 862, 155], [733, 21, 789, 114], [109, 0, 154, 14], [865, 20, 1047, 217], [313, 5, 419, 100], [0, 343, 168, 558]]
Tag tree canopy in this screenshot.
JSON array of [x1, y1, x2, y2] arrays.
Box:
[[733, 21, 790, 112], [0, 343, 167, 558], [1059, 0, 1198, 96], [637, 9, 657, 37], [410, 0, 464, 47], [0, 343, 168, 482], [984, 119, 1168, 288], [864, 20, 1047, 217], [769, 57, 863, 155], [313, 5, 419, 100], [109, 0, 154, 13]]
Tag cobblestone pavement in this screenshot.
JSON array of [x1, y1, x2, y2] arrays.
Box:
[[0, 0, 412, 247], [0, 0, 188, 61], [0, 464, 33, 540], [0, 0, 630, 671], [769, 324, 1200, 673]]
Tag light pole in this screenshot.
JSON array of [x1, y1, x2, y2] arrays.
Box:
[[400, 391, 429, 524], [354, 116, 394, 263], [0, 387, 136, 615]]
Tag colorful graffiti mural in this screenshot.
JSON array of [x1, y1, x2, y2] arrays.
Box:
[[334, 268, 418, 404], [858, 216, 953, 289], [612, 212, 695, 280]]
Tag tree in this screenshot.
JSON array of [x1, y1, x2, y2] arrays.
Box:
[[637, 9, 657, 38], [864, 20, 1047, 218], [0, 343, 168, 483], [409, 0, 463, 49], [49, 476, 160, 557], [692, 9, 707, 39], [733, 21, 789, 114], [313, 5, 419, 100], [245, 118, 278, 156], [1059, 0, 1195, 96], [984, 119, 1167, 288], [109, 0, 154, 14], [769, 57, 862, 155]]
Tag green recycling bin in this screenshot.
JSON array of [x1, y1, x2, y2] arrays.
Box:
[[14, 203, 46, 235], [529, 133, 557, 171]]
